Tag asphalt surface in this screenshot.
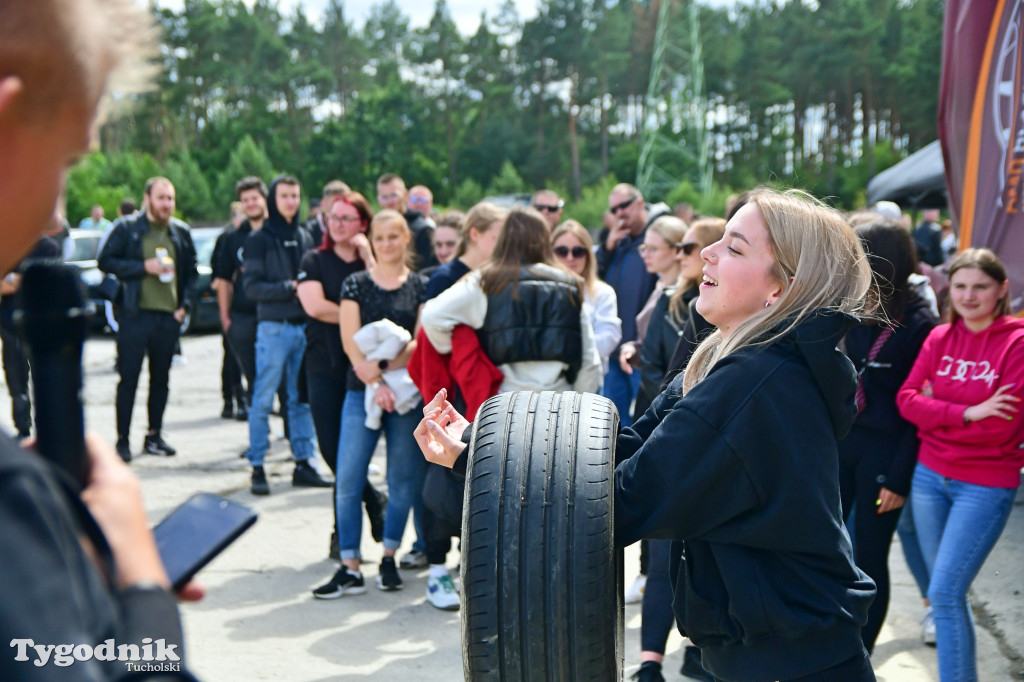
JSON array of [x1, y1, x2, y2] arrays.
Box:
[[1, 331, 1022, 681]]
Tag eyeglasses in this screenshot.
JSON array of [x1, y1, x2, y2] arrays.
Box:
[[377, 193, 400, 203], [409, 196, 430, 205], [638, 243, 670, 255], [553, 245, 588, 259], [329, 214, 363, 225], [609, 197, 636, 214], [678, 242, 700, 255], [533, 204, 562, 213]]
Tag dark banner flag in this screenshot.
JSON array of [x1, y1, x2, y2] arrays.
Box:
[[939, 0, 1024, 311]]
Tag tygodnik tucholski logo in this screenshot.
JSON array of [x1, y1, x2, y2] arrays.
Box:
[[9, 637, 181, 672]]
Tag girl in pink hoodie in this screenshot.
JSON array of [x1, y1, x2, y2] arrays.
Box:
[[897, 248, 1024, 681]]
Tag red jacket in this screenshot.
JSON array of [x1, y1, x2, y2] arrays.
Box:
[[897, 316, 1024, 488], [408, 326, 503, 421]]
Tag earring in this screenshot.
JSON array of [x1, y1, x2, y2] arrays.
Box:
[[765, 301, 772, 308]]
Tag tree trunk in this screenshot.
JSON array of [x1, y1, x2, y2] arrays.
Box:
[[600, 68, 609, 176], [569, 69, 581, 200]]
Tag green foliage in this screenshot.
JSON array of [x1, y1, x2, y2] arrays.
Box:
[[452, 178, 484, 210], [87, 0, 944, 221], [569, 175, 620, 230], [486, 160, 528, 195], [217, 136, 278, 203]]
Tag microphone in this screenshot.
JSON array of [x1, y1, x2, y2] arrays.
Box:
[[15, 262, 90, 489]]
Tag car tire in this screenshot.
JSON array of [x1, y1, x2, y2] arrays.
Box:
[[461, 390, 622, 681]]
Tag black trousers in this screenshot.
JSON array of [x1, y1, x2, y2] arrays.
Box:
[[221, 331, 244, 405], [116, 310, 179, 440], [0, 325, 31, 436], [305, 362, 383, 531], [838, 428, 904, 653], [227, 312, 257, 404]]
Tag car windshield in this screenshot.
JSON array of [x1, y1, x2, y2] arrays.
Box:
[[66, 236, 101, 262], [193, 233, 219, 266]]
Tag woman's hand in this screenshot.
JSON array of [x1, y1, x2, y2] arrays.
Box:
[[964, 383, 1019, 423], [618, 342, 637, 374], [353, 358, 382, 385], [374, 383, 396, 413], [414, 389, 469, 468], [875, 487, 905, 515], [352, 233, 376, 267]]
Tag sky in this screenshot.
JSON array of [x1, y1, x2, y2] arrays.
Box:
[[157, 0, 541, 36], [157, 0, 737, 38]]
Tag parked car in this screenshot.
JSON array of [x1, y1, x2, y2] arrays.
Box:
[[62, 229, 110, 331], [181, 226, 224, 334], [482, 194, 533, 210]]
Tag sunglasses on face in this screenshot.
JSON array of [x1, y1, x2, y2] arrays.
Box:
[[409, 196, 430, 204], [609, 197, 636, 214], [533, 204, 562, 213], [678, 242, 700, 255], [553, 245, 589, 259]]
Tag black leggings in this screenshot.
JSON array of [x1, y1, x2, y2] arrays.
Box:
[[837, 428, 903, 653], [640, 539, 676, 654]]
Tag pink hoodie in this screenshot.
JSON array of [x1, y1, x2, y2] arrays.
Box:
[[897, 316, 1024, 488]]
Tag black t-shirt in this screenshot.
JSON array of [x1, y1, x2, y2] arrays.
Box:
[[425, 258, 471, 300], [0, 236, 61, 330], [297, 249, 365, 372], [340, 270, 427, 391], [212, 223, 256, 315]]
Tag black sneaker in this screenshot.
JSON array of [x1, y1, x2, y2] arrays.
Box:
[[313, 568, 366, 599], [221, 402, 234, 419], [631, 661, 665, 682], [376, 556, 403, 591], [116, 437, 132, 463], [235, 402, 248, 421], [251, 466, 270, 496], [143, 433, 176, 456], [681, 645, 714, 681], [364, 487, 387, 543], [292, 460, 332, 488]]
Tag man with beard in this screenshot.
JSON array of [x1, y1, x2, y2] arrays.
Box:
[[99, 177, 197, 463], [243, 175, 332, 495], [213, 176, 269, 421]]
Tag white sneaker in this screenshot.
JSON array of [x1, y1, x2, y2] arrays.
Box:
[[426, 575, 460, 611], [921, 607, 936, 646], [399, 550, 428, 569], [624, 573, 647, 604]]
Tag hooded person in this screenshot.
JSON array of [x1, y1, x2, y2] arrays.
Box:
[[242, 175, 332, 495]]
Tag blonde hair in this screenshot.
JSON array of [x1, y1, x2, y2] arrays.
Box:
[[682, 188, 873, 394], [0, 0, 157, 125], [670, 217, 726, 319], [551, 220, 597, 296], [456, 201, 508, 258]]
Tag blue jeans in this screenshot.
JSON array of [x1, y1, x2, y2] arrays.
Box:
[[895, 496, 930, 600], [911, 463, 1016, 682], [246, 321, 315, 466], [336, 391, 426, 561], [602, 361, 642, 428]]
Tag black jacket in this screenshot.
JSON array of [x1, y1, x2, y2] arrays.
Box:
[[614, 310, 875, 681], [634, 286, 694, 419], [661, 297, 715, 391], [242, 177, 314, 323], [97, 213, 198, 319], [480, 264, 583, 384], [0, 431, 194, 681], [406, 209, 437, 271], [839, 292, 937, 495]]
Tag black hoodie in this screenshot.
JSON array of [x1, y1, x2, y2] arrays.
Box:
[[614, 310, 875, 682], [242, 177, 313, 323]]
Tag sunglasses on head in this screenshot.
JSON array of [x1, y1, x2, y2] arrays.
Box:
[[678, 242, 700, 255], [553, 245, 589, 259], [610, 197, 636, 214], [533, 203, 561, 213]]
